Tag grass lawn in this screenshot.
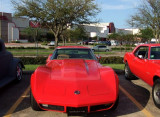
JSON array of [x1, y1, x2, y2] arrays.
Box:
[[94, 51, 115, 54], [24, 65, 40, 71], [7, 49, 117, 56], [7, 49, 54, 56], [24, 64, 124, 71], [102, 64, 124, 70]]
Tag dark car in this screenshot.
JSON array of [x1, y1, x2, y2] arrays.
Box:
[[83, 40, 90, 45], [0, 39, 24, 88], [98, 41, 111, 46]]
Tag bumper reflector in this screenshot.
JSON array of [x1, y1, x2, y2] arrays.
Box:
[[41, 104, 64, 111]]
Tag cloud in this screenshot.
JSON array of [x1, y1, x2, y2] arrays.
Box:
[[101, 4, 132, 10], [120, 0, 139, 7]]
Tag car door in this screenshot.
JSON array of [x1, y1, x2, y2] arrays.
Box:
[[99, 46, 106, 52], [130, 46, 149, 80]]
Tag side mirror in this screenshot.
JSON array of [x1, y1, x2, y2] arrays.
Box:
[[46, 54, 52, 63], [138, 55, 143, 59]]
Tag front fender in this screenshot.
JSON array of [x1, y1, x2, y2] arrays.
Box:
[[31, 66, 51, 101], [99, 66, 119, 99]]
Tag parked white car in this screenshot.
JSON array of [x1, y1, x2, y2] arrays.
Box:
[[111, 40, 119, 46], [48, 41, 55, 46], [88, 40, 96, 45]]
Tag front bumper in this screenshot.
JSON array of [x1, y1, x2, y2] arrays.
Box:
[[39, 102, 114, 114]]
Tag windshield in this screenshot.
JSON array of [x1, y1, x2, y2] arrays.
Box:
[[52, 49, 96, 60], [150, 47, 160, 59]]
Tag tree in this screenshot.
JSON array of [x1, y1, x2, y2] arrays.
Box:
[[70, 26, 88, 41], [12, 0, 100, 47], [128, 0, 160, 39], [108, 33, 123, 45], [139, 28, 154, 42], [108, 33, 120, 40]]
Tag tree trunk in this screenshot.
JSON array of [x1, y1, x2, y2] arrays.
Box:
[[55, 35, 58, 47], [61, 35, 65, 46]]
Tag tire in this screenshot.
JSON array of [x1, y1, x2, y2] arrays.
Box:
[[110, 96, 119, 110], [16, 63, 23, 81], [105, 49, 109, 52], [30, 90, 42, 111], [152, 79, 160, 109], [124, 62, 135, 80]]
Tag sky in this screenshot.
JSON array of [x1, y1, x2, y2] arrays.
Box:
[[0, 0, 140, 29]]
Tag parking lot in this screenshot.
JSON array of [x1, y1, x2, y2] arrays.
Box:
[[0, 73, 160, 117]]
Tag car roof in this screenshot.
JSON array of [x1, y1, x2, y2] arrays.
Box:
[[138, 44, 160, 47], [56, 46, 90, 49]]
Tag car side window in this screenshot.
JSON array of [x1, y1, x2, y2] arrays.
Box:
[[134, 46, 149, 59], [99, 46, 106, 48]]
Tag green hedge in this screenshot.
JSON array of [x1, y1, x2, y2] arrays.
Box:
[[6, 47, 46, 49], [17, 57, 47, 64], [111, 47, 133, 50], [99, 56, 123, 64], [17, 56, 123, 65]]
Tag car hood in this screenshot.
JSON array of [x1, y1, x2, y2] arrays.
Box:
[[47, 59, 100, 80], [32, 59, 118, 105]]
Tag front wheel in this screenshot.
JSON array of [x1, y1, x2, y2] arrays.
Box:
[[152, 79, 160, 109], [124, 62, 135, 80], [16, 63, 23, 81], [30, 90, 42, 111], [110, 96, 119, 110]]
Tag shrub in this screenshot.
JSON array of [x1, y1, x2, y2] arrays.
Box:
[[17, 56, 123, 65], [11, 40, 21, 43], [111, 47, 132, 50], [49, 46, 55, 49], [99, 56, 123, 64], [6, 47, 45, 49], [17, 57, 47, 65]]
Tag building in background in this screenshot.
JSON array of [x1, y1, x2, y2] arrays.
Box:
[[81, 23, 139, 39], [82, 22, 115, 38], [0, 12, 29, 42], [0, 12, 140, 43]]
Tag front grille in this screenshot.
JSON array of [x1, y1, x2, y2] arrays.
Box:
[[41, 104, 64, 111], [90, 103, 113, 112], [67, 106, 88, 115]]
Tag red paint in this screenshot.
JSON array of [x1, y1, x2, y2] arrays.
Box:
[[124, 44, 160, 86], [31, 46, 119, 113]]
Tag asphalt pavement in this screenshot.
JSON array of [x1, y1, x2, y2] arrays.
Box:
[[0, 72, 160, 117]]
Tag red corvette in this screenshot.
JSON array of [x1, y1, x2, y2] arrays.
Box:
[[30, 46, 119, 115], [124, 44, 160, 109]]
